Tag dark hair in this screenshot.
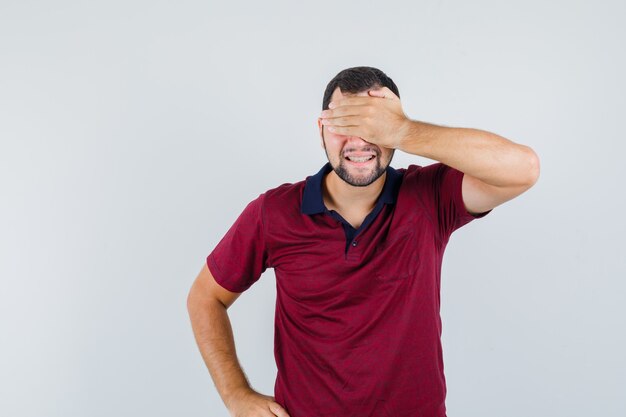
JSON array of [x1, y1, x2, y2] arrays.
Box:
[[322, 66, 400, 110]]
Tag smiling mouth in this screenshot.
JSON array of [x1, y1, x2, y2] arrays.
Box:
[[345, 155, 376, 163]]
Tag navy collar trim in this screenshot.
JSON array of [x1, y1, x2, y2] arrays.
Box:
[[301, 162, 403, 215]]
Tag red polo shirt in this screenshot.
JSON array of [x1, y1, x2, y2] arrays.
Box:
[[207, 162, 491, 417]]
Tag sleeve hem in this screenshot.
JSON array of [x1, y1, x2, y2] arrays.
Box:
[[206, 254, 246, 294]]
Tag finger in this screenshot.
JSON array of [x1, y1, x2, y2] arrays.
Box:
[[326, 125, 360, 136], [368, 86, 399, 101], [322, 115, 361, 127], [329, 96, 378, 109], [379, 86, 399, 100], [321, 104, 369, 120], [368, 88, 386, 98], [269, 402, 291, 417]]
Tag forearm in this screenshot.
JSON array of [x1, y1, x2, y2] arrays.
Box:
[[398, 120, 539, 187], [187, 297, 253, 409]]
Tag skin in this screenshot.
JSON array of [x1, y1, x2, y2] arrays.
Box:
[[319, 86, 540, 218], [187, 266, 290, 417], [317, 88, 397, 228], [187, 84, 541, 417]]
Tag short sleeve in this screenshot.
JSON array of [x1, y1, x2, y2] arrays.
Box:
[[420, 163, 492, 241], [206, 193, 269, 293]]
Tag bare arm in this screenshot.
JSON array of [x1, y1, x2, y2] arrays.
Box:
[[187, 263, 289, 417], [319, 87, 540, 214], [399, 121, 540, 214]]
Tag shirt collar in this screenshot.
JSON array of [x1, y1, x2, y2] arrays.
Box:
[[301, 162, 403, 215]]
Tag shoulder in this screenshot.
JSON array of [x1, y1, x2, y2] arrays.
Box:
[[261, 178, 306, 210], [397, 163, 425, 185], [400, 162, 457, 185]]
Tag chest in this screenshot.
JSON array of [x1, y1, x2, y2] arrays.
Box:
[[265, 206, 440, 302]]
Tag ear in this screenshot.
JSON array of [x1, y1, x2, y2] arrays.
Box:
[[318, 118, 324, 149]]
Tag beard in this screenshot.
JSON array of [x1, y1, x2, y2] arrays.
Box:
[[332, 154, 388, 186], [322, 133, 393, 187]]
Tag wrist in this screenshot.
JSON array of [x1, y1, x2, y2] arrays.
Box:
[[396, 119, 419, 151], [398, 120, 438, 159], [224, 385, 255, 410]]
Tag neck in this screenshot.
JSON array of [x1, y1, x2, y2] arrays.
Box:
[[322, 170, 387, 213]]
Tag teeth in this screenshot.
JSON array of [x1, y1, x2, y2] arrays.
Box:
[[347, 156, 374, 162]]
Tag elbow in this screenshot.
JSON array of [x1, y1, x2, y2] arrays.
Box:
[[522, 146, 540, 187]]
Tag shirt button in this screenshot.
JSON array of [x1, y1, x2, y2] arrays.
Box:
[[352, 241, 358, 247]]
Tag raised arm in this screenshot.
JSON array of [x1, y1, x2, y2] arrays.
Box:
[[398, 120, 540, 214], [319, 86, 540, 214], [187, 263, 290, 417]]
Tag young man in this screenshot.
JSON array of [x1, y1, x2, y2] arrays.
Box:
[[187, 66, 540, 417]]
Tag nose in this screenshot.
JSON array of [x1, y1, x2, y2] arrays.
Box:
[[345, 135, 371, 145], [343, 135, 379, 155]]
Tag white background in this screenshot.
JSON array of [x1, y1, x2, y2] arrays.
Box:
[[1, 1, 624, 416]]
